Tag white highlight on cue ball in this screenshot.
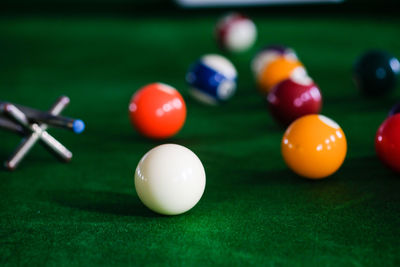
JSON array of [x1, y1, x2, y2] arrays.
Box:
[[134, 144, 206, 215]]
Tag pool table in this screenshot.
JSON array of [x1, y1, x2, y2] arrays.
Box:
[[1, 2, 399, 266]]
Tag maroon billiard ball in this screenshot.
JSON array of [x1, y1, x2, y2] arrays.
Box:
[[375, 114, 400, 173], [267, 77, 322, 126], [388, 102, 400, 117]]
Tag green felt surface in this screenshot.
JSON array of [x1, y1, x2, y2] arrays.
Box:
[[1, 12, 400, 266]]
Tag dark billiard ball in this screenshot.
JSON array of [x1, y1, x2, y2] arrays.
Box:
[[263, 44, 297, 57], [353, 50, 400, 96], [267, 76, 322, 126], [375, 114, 400, 173], [388, 102, 400, 117]]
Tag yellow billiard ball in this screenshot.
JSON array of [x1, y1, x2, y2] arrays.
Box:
[[257, 56, 306, 95], [281, 114, 347, 179]]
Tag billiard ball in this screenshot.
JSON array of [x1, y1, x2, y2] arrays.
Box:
[[375, 114, 400, 173], [134, 144, 206, 215], [353, 50, 400, 96], [281, 114, 347, 179], [129, 83, 186, 139], [251, 44, 298, 79], [268, 76, 322, 126], [256, 55, 307, 95], [215, 12, 257, 52], [388, 102, 400, 117], [186, 54, 237, 105]]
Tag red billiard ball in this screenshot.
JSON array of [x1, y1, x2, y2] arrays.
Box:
[[267, 76, 322, 126], [129, 83, 186, 139], [375, 114, 400, 173]]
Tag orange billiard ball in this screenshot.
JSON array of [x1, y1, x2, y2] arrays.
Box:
[[281, 114, 347, 179], [129, 83, 186, 139], [257, 56, 306, 95]]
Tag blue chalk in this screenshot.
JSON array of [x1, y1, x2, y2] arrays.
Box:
[[73, 119, 85, 134]]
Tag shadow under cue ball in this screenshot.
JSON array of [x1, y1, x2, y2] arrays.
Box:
[[134, 144, 206, 215], [353, 50, 400, 96]]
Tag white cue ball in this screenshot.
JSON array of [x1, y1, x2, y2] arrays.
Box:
[[134, 144, 206, 215]]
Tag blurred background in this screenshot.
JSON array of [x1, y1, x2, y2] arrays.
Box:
[[1, 0, 399, 124], [1, 2, 399, 266], [0, 0, 399, 13]]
